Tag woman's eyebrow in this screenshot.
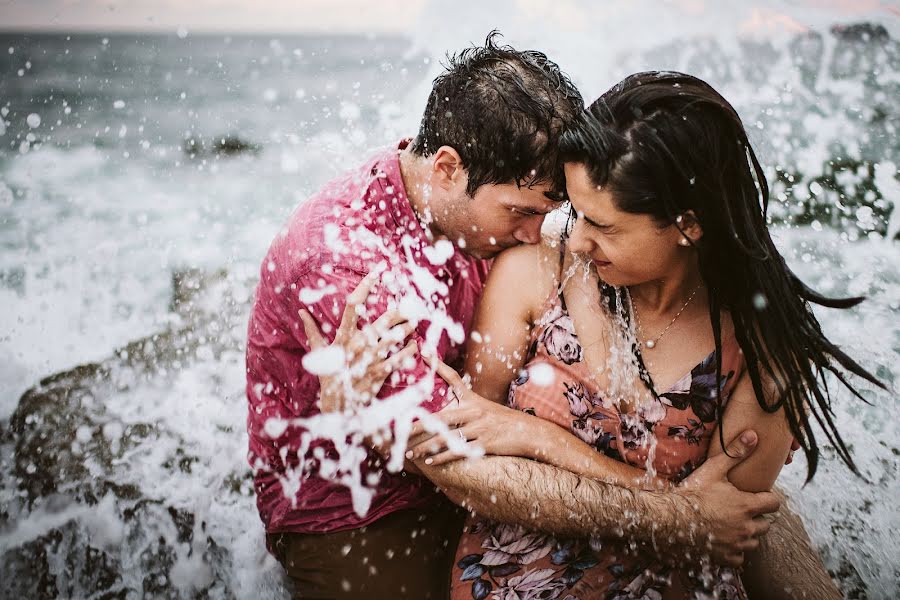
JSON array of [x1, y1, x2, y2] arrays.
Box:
[[583, 214, 612, 229]]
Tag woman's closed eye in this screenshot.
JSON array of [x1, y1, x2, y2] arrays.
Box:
[[571, 210, 616, 234]]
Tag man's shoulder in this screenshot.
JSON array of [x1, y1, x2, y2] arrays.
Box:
[[266, 151, 392, 283]]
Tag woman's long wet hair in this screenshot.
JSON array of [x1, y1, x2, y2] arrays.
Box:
[[559, 71, 882, 479]]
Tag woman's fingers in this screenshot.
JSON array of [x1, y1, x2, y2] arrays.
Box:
[[424, 352, 465, 389], [422, 431, 484, 466], [407, 424, 478, 461], [407, 437, 447, 461], [405, 406, 473, 447], [406, 429, 436, 450], [422, 449, 467, 467]]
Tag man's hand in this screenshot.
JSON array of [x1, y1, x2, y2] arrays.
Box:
[[675, 430, 781, 567], [299, 274, 417, 413]]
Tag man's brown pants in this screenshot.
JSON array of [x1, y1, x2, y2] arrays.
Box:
[[267, 503, 466, 599]]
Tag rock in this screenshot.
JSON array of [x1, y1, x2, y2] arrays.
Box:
[[831, 22, 890, 42], [181, 136, 260, 159], [0, 268, 268, 599]]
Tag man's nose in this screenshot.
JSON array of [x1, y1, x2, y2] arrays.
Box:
[[512, 216, 544, 245]]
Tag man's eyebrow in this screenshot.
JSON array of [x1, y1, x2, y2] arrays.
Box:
[[543, 190, 569, 202], [511, 204, 556, 215]]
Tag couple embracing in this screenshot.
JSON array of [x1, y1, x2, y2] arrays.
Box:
[[246, 33, 877, 599]]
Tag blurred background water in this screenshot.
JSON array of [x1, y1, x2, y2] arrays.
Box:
[[0, 1, 898, 598]]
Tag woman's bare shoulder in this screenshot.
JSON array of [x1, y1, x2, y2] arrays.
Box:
[[488, 238, 562, 314]]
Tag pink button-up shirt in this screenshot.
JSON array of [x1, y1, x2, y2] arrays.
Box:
[[246, 140, 490, 534]]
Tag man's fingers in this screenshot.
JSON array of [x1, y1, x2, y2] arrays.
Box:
[[696, 430, 759, 481], [374, 341, 418, 384], [749, 491, 781, 517], [339, 273, 377, 337], [750, 516, 772, 538], [372, 310, 410, 335], [299, 309, 327, 350], [724, 429, 759, 462], [387, 339, 418, 366], [373, 323, 417, 358], [317, 382, 344, 413]]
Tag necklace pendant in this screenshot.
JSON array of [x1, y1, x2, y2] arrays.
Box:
[[645, 339, 656, 349]]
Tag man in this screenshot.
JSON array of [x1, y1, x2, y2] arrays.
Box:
[[246, 34, 838, 599]]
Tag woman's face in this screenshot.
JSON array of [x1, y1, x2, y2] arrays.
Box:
[[564, 162, 692, 288]]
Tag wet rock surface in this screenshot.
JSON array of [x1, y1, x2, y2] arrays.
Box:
[[182, 136, 261, 159], [0, 268, 287, 600]]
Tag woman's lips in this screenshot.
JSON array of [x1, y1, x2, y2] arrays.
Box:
[[593, 258, 612, 268]]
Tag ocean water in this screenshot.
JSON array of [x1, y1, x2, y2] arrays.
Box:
[[0, 2, 898, 598]]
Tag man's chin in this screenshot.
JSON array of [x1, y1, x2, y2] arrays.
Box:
[[469, 242, 521, 260], [471, 247, 506, 260]]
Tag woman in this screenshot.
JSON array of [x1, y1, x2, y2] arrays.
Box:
[[304, 72, 877, 598], [401, 71, 881, 599]]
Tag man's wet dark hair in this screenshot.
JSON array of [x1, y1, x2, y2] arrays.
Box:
[[409, 31, 583, 198]]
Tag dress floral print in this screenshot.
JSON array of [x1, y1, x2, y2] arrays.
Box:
[[450, 294, 745, 600]]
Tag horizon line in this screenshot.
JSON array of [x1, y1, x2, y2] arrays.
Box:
[[0, 27, 412, 37]]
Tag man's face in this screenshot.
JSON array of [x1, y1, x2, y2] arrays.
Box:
[[451, 182, 559, 259]]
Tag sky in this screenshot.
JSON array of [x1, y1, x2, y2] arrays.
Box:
[[1, 0, 897, 34], [0, 0, 429, 33]]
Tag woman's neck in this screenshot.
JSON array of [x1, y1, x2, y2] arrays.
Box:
[[628, 262, 704, 317]]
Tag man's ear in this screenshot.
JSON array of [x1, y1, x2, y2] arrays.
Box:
[[431, 146, 466, 191], [678, 210, 703, 243]]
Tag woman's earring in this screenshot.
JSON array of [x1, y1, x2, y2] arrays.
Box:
[[679, 238, 691, 247]]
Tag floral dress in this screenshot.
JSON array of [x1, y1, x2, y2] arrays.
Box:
[[449, 291, 746, 600]]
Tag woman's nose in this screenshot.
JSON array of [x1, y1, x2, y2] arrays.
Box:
[[566, 218, 593, 253]]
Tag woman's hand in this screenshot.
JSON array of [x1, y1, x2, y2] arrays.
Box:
[[405, 354, 545, 466], [299, 274, 418, 413]]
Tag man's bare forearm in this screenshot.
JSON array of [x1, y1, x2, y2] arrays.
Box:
[[418, 455, 688, 549], [744, 488, 841, 600]]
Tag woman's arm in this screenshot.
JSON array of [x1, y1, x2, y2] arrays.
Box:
[[711, 373, 841, 599], [707, 371, 794, 492], [463, 243, 550, 402], [417, 242, 663, 488]]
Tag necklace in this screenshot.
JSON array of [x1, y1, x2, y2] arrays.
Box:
[[631, 284, 703, 350]]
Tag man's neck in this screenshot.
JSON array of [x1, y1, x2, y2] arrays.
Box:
[[398, 147, 443, 240]]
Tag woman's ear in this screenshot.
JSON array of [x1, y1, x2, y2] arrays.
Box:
[[676, 210, 703, 245], [431, 146, 465, 190]]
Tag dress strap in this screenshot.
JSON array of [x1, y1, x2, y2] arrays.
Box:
[[556, 235, 568, 312]]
